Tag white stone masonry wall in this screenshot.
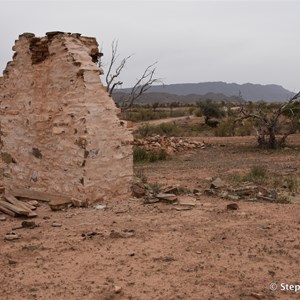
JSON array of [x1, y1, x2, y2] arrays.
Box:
[[0, 32, 133, 203]]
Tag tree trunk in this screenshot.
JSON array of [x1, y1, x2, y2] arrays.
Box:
[[267, 126, 277, 149]]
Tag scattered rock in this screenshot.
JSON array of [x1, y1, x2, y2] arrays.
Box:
[[4, 232, 20, 241], [162, 185, 180, 195], [250, 292, 264, 299], [174, 206, 192, 211], [210, 177, 225, 189], [227, 194, 240, 201], [178, 195, 196, 206], [131, 182, 146, 198], [226, 203, 239, 210], [204, 189, 216, 196], [21, 221, 38, 229], [49, 199, 72, 211], [8, 259, 17, 265], [220, 191, 229, 198], [154, 255, 176, 262], [205, 177, 213, 182], [95, 204, 107, 210], [51, 222, 62, 227], [230, 185, 259, 196], [143, 197, 159, 204], [27, 200, 39, 207], [0, 216, 6, 221], [71, 198, 84, 208], [81, 231, 103, 240], [156, 193, 177, 204], [110, 229, 135, 238], [262, 225, 272, 230], [114, 285, 122, 294], [282, 181, 290, 188], [256, 195, 276, 202]]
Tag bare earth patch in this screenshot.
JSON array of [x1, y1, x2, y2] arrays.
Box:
[[1, 135, 300, 300]]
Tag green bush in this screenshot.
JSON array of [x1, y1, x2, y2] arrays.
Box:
[[149, 182, 162, 194], [135, 122, 182, 137], [148, 151, 158, 162], [124, 107, 189, 122], [158, 123, 181, 136], [133, 148, 149, 162], [244, 165, 267, 183], [283, 176, 299, 193], [125, 109, 169, 122], [133, 148, 168, 163], [158, 149, 167, 160], [235, 120, 254, 136], [214, 122, 234, 137], [134, 169, 148, 183]]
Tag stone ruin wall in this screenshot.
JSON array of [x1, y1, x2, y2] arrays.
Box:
[[0, 32, 133, 203]]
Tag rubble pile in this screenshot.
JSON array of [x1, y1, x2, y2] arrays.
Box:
[[132, 177, 299, 206], [204, 178, 296, 203], [133, 135, 207, 155]]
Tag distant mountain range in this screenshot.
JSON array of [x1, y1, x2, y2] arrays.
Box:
[[114, 81, 293, 104]]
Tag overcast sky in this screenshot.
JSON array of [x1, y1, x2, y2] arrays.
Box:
[[1, 1, 299, 91]]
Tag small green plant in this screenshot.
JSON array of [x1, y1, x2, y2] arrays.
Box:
[[244, 165, 267, 183], [148, 151, 158, 162], [214, 122, 234, 137], [133, 148, 168, 163], [283, 176, 299, 193], [158, 149, 167, 160], [133, 148, 148, 162], [229, 166, 268, 185], [229, 174, 244, 184], [149, 182, 162, 194], [134, 169, 148, 183], [134, 122, 182, 137], [177, 186, 191, 194], [235, 120, 254, 136]]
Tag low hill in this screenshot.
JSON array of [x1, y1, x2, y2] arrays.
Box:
[[115, 81, 293, 103], [113, 92, 242, 105]]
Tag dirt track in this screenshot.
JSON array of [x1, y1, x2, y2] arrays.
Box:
[[1, 135, 300, 300]]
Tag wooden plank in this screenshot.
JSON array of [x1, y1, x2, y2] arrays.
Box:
[[4, 194, 35, 211], [0, 203, 16, 216], [0, 200, 30, 215], [11, 188, 72, 203]]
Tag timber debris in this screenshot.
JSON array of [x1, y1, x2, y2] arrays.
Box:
[[0, 187, 83, 218]]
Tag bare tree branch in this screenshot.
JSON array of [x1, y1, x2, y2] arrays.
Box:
[[102, 41, 161, 111], [105, 40, 132, 96], [120, 62, 161, 109]]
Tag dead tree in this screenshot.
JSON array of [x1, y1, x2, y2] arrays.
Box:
[[117, 62, 160, 111], [101, 41, 160, 111], [236, 91, 300, 148], [104, 40, 132, 96]]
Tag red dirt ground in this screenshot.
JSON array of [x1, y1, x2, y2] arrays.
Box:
[[1, 135, 300, 300]]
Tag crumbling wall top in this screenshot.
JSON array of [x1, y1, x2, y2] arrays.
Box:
[[2, 31, 103, 78]]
